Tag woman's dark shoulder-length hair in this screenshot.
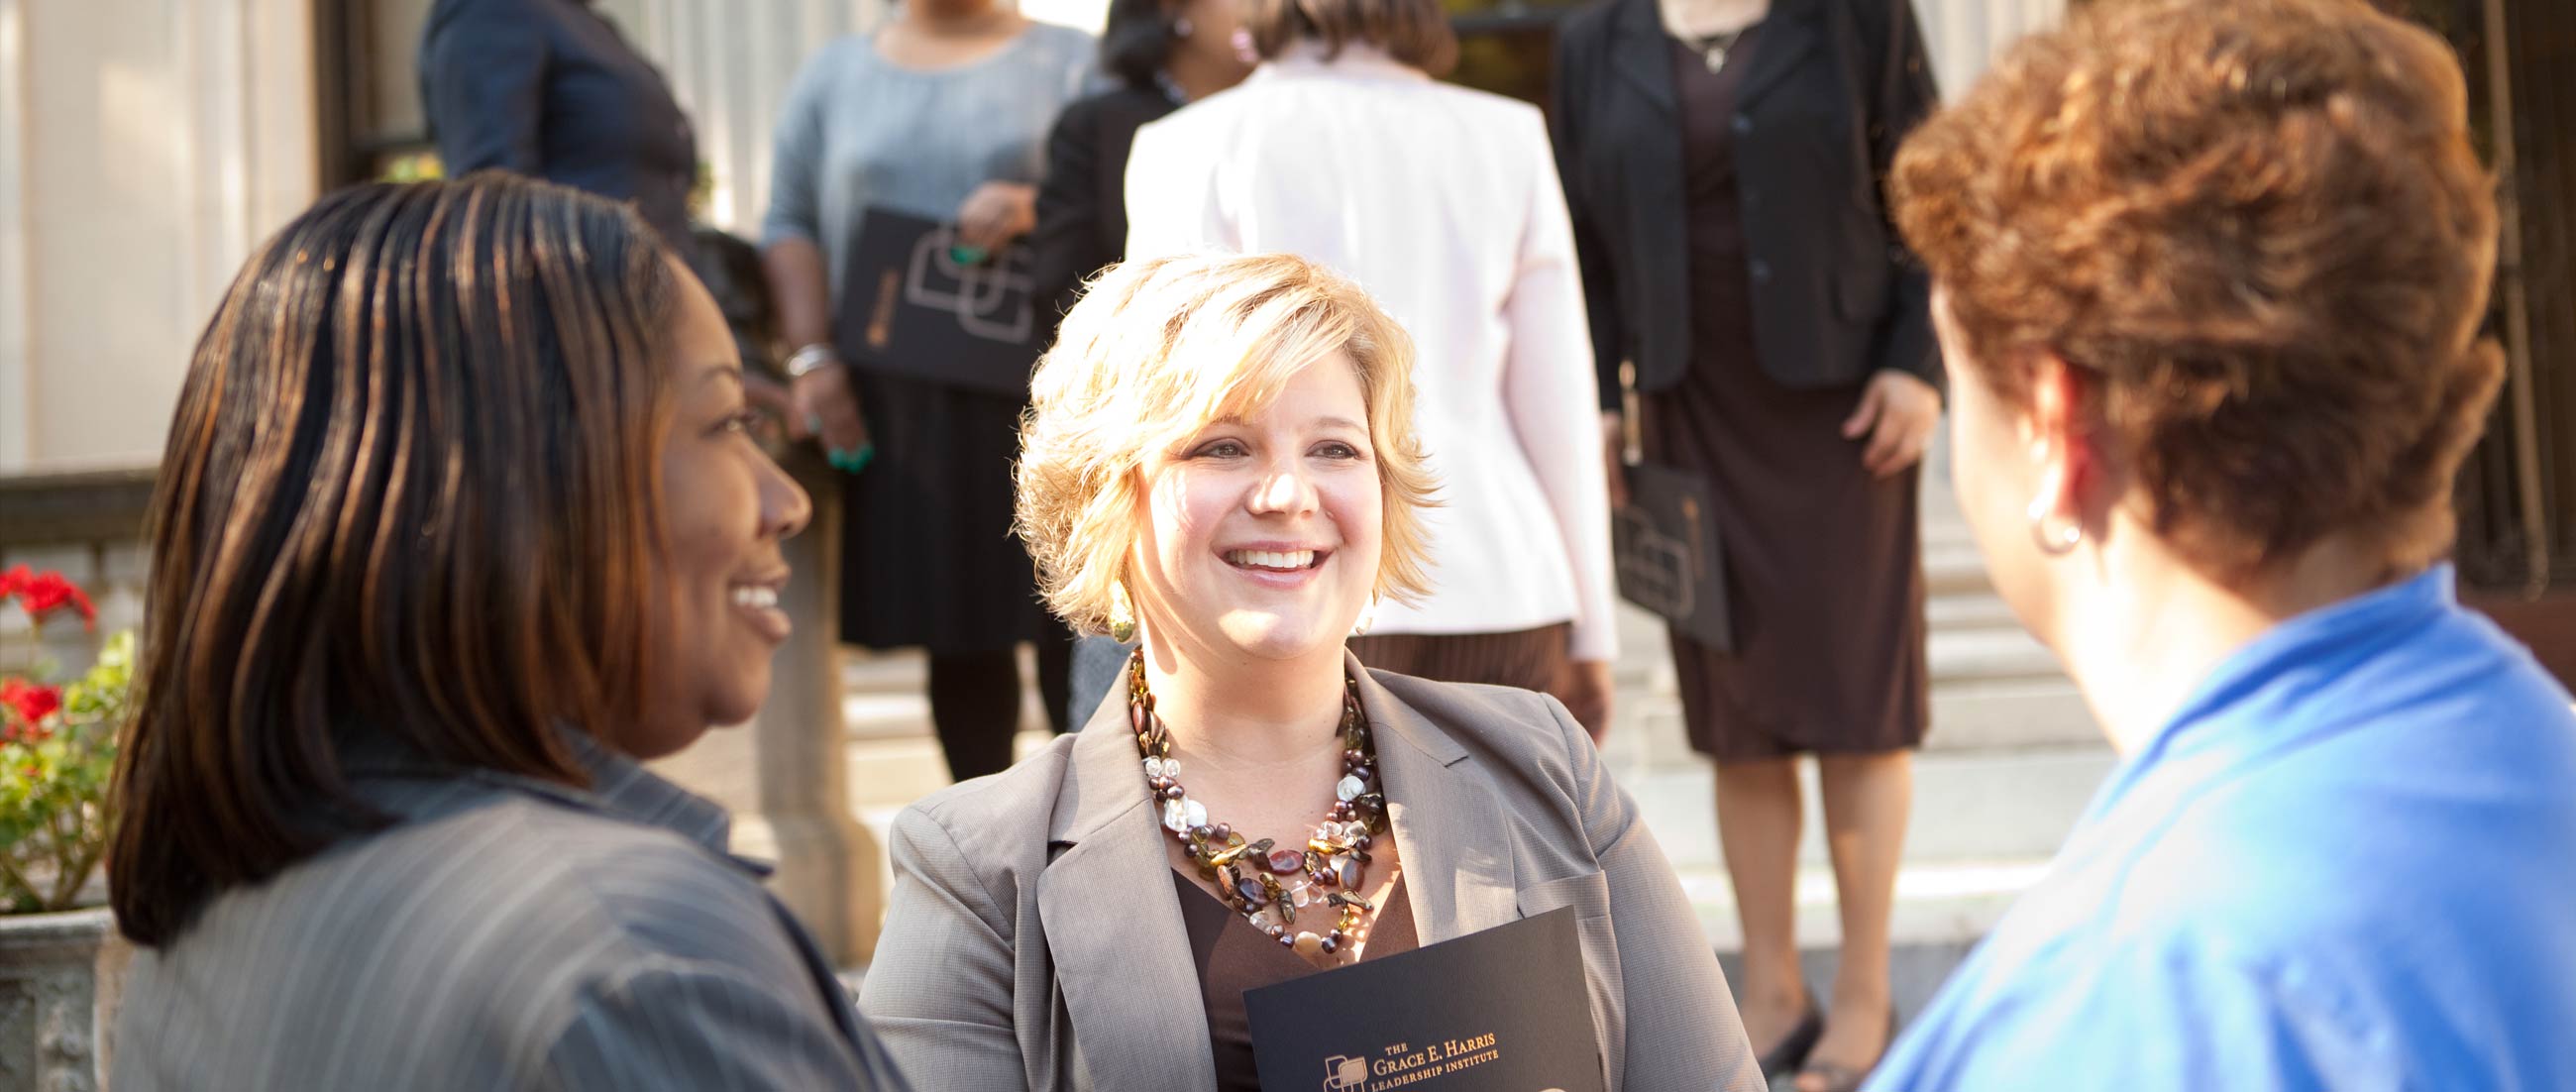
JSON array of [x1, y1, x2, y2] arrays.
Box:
[[109, 174, 682, 947], [1100, 0, 1177, 92]]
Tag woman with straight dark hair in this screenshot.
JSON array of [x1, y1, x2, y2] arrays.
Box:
[[108, 174, 909, 1091]]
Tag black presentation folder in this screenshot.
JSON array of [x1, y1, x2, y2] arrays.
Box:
[[1244, 907, 1605, 1092], [832, 206, 1046, 395]]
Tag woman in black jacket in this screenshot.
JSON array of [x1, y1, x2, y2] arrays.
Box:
[[1031, 0, 1255, 322], [1031, 0, 1254, 722], [1551, 0, 1939, 1088]]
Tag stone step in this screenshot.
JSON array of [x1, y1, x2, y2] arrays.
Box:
[[840, 617, 2095, 792], [1602, 675, 2098, 780], [1605, 744, 2113, 871], [848, 727, 1062, 811], [852, 735, 2114, 866], [1927, 678, 2098, 751], [1925, 623, 2062, 685], [1702, 857, 2040, 1028], [1921, 511, 1977, 547], [1925, 591, 2018, 631], [1924, 538, 1994, 598]]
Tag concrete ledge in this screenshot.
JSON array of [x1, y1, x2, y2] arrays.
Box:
[[0, 908, 125, 1092], [0, 469, 155, 549]]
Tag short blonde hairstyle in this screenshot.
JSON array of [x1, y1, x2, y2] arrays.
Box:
[[1016, 253, 1439, 636]]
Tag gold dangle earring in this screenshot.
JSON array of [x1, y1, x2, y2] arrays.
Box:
[[1349, 593, 1381, 639], [1109, 582, 1139, 644]]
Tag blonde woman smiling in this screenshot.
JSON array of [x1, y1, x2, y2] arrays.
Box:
[[859, 254, 1761, 1092]]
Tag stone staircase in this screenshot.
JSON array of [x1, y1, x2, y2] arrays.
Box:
[[836, 441, 2116, 1021]]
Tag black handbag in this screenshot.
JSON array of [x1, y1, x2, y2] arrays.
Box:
[[1610, 365, 1734, 651], [1614, 460, 1733, 652]]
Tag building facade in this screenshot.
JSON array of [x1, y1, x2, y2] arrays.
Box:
[[0, 0, 2077, 477]]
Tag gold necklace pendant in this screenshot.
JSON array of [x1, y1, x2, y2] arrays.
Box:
[[1687, 25, 1748, 73]]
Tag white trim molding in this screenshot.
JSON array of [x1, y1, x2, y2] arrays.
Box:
[[1917, 0, 2067, 95], [0, 0, 30, 472]]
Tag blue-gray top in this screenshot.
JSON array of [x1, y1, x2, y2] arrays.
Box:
[[761, 25, 1098, 295]]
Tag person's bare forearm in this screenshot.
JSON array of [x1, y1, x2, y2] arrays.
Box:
[[762, 237, 833, 352]]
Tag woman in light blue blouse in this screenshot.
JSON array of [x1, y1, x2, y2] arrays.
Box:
[[1868, 0, 2576, 1088], [759, 4, 1094, 783]]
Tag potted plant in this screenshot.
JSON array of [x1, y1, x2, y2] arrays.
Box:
[[0, 567, 128, 1092]]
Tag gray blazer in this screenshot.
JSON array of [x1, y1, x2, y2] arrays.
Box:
[[114, 732, 910, 1091], [860, 654, 1763, 1091]]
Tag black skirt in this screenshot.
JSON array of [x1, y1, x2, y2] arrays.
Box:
[[837, 369, 1052, 654]]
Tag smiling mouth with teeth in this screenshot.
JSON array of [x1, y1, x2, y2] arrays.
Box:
[[1225, 549, 1324, 572], [730, 585, 781, 609]]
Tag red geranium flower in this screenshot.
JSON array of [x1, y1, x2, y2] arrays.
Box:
[[1, 678, 61, 733], [0, 566, 27, 601], [10, 570, 95, 629]]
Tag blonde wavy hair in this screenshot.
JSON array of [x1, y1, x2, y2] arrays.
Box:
[[1016, 253, 1439, 636]]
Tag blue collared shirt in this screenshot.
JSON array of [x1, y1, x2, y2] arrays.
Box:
[[1869, 566, 2576, 1090]]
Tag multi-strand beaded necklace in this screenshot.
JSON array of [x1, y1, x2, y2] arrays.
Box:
[[1127, 649, 1392, 967]]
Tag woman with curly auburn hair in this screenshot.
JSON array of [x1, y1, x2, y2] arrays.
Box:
[[859, 253, 1762, 1092], [1865, 0, 2576, 1087]]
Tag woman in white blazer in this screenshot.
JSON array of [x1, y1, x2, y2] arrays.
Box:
[[1121, 0, 1620, 737]]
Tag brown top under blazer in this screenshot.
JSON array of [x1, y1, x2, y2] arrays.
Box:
[[860, 653, 1765, 1091], [1551, 0, 1943, 408]]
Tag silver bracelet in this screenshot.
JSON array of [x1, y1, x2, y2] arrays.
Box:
[[786, 343, 844, 378]]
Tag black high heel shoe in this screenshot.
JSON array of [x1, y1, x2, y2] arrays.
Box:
[[1756, 994, 1825, 1081], [1794, 1007, 1897, 1092]]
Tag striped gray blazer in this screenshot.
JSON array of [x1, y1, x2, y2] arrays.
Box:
[[113, 732, 910, 1091]]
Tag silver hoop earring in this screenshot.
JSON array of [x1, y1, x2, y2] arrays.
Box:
[[1349, 594, 1381, 638], [2027, 499, 2083, 556], [1109, 583, 1138, 644]]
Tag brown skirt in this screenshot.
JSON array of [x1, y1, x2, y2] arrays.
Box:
[[1346, 623, 1570, 699], [1641, 337, 1929, 764]]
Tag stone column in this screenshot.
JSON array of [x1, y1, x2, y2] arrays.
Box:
[[1916, 0, 2069, 91], [653, 456, 883, 965]]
